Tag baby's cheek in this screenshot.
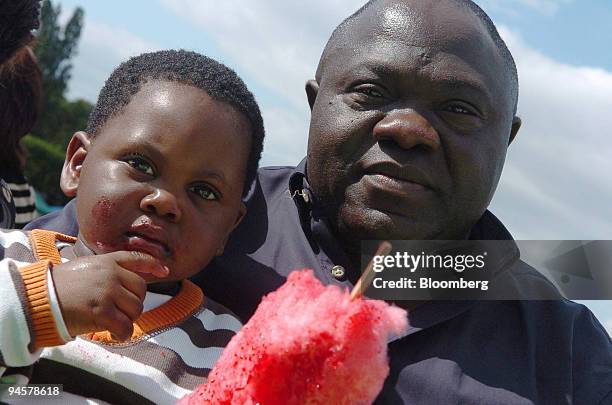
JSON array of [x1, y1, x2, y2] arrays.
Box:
[[91, 196, 115, 227], [173, 240, 213, 276], [82, 196, 125, 254]]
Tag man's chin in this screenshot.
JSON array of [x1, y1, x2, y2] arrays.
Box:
[[337, 205, 440, 242]]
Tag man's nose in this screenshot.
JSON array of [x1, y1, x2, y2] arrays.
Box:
[[140, 188, 182, 222], [373, 109, 440, 151]]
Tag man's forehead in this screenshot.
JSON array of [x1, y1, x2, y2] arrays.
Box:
[[320, 0, 507, 101]]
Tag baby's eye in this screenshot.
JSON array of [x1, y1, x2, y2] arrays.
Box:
[[124, 154, 155, 176], [189, 183, 219, 201]]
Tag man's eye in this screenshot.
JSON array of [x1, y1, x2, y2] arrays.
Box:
[[189, 184, 219, 201], [444, 104, 477, 116], [355, 86, 384, 98], [125, 155, 155, 176]]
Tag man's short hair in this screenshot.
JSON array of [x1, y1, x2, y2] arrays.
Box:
[[319, 0, 519, 114], [87, 49, 265, 196], [0, 0, 41, 65]]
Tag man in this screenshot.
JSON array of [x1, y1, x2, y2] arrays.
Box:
[[27, 0, 612, 403]]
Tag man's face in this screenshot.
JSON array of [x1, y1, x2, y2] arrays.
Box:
[[306, 0, 520, 251], [63, 80, 250, 283]]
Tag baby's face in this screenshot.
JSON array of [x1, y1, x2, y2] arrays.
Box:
[[70, 80, 250, 283]]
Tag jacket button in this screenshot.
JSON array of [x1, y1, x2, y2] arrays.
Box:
[[331, 265, 346, 280]]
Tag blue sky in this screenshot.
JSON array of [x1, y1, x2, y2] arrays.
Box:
[[52, 0, 611, 333]]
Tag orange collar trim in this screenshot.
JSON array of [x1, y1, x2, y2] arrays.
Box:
[[84, 280, 203, 344], [29, 229, 77, 265]]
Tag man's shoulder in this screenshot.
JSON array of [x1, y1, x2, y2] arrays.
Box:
[[255, 165, 298, 193], [469, 297, 611, 358], [240, 164, 303, 211]]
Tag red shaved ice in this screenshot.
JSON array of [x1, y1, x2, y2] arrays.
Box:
[[179, 269, 408, 405]]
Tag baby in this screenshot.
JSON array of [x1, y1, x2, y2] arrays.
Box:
[[0, 49, 264, 404]]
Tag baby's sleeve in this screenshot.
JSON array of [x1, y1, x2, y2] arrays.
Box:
[[0, 257, 61, 370]]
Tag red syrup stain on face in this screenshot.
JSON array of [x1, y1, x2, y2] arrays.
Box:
[[89, 196, 125, 253], [91, 196, 114, 227]]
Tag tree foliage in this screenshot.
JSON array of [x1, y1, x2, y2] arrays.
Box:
[[32, 1, 91, 147], [22, 1, 91, 204], [22, 135, 67, 206]]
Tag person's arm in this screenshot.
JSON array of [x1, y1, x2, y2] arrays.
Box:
[[0, 249, 170, 371]]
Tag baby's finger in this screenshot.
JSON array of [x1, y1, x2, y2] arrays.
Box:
[[108, 250, 170, 278], [114, 286, 145, 322], [119, 269, 147, 301], [104, 307, 134, 341]]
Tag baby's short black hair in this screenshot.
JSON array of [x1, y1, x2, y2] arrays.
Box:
[[87, 49, 264, 196]]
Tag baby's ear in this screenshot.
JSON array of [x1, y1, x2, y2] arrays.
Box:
[[60, 131, 92, 197]]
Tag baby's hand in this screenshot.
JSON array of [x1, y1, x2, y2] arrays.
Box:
[[52, 251, 169, 340]]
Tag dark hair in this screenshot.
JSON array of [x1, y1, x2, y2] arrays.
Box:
[[0, 46, 42, 174], [320, 0, 519, 114], [0, 0, 41, 65], [87, 49, 265, 196]]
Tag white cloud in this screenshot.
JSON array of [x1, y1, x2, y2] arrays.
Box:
[[259, 107, 310, 168], [158, 0, 363, 110], [481, 0, 573, 15], [62, 9, 161, 102], [490, 27, 612, 239]]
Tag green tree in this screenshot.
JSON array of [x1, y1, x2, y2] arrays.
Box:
[[32, 1, 91, 146], [26, 1, 92, 205], [22, 135, 67, 206]]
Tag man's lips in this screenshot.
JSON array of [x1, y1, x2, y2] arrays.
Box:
[[363, 174, 428, 195], [361, 161, 434, 191]]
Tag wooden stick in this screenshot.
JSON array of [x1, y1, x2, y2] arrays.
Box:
[[350, 241, 392, 300]]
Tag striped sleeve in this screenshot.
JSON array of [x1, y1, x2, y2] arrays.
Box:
[[7, 181, 38, 229], [0, 230, 64, 372], [0, 257, 42, 369]]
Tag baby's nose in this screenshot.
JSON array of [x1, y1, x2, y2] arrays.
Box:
[[140, 188, 181, 222]]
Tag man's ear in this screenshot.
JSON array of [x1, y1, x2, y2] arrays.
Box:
[[216, 202, 247, 256], [60, 131, 92, 197], [509, 116, 521, 146], [305, 79, 320, 111]]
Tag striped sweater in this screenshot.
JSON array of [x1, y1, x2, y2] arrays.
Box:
[[0, 229, 242, 404], [8, 180, 37, 229], [0, 172, 38, 229]]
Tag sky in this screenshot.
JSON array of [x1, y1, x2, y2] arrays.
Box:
[[52, 0, 611, 333]]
